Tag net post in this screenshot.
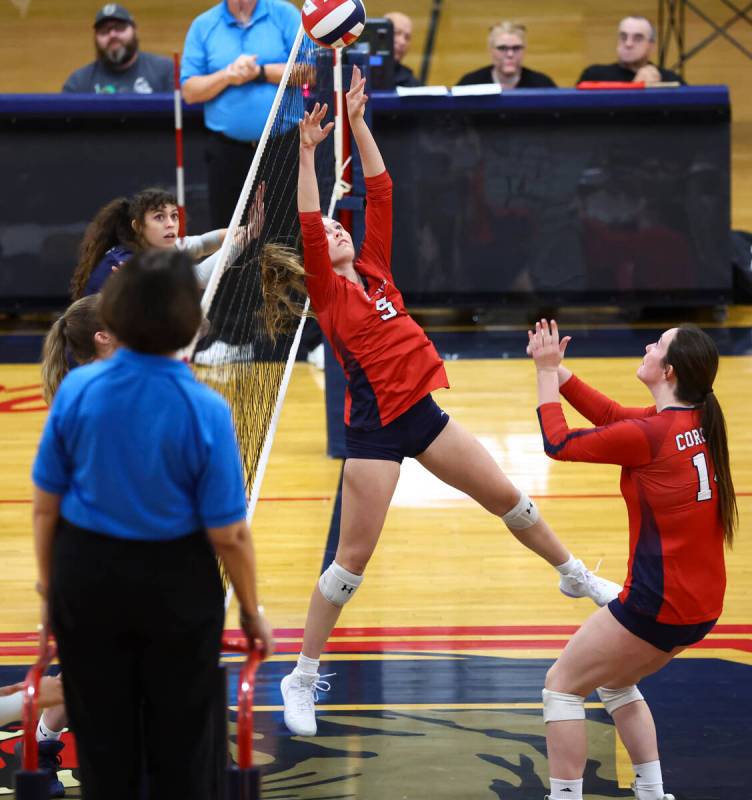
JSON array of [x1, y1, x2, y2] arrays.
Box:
[[222, 638, 262, 800], [173, 52, 186, 238], [226, 766, 261, 800], [213, 663, 229, 800], [14, 627, 56, 800]]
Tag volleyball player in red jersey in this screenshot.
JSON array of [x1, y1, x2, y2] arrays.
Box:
[[528, 320, 737, 800], [280, 67, 621, 736]]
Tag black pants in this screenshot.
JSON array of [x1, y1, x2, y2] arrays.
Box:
[[205, 131, 259, 230], [50, 520, 225, 800]]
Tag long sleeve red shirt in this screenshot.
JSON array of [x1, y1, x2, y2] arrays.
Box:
[[538, 374, 725, 625], [299, 170, 448, 429]]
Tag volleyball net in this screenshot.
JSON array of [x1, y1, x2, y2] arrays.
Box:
[[188, 28, 320, 542]]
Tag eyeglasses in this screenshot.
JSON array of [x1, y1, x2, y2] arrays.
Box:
[[494, 45, 524, 54]]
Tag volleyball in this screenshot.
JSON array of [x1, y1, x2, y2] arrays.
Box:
[[301, 0, 367, 48]]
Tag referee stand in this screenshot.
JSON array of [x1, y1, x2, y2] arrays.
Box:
[[15, 631, 262, 800], [14, 629, 56, 800]]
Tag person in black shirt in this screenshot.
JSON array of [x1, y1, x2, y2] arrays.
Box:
[[456, 22, 556, 89], [578, 16, 684, 85], [385, 11, 422, 88], [62, 4, 172, 94]]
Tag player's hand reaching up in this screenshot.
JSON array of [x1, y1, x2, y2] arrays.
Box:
[[346, 65, 368, 122], [299, 102, 334, 149], [528, 319, 571, 371]]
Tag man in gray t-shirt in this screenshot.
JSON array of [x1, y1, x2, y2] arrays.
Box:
[[63, 3, 173, 94]]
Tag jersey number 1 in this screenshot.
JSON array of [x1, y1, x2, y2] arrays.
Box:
[[691, 452, 713, 502]]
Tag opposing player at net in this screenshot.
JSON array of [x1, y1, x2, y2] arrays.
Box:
[[280, 65, 621, 737]]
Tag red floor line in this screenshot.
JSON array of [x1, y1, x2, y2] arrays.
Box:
[[3, 624, 748, 643], [253, 623, 752, 638], [2, 637, 751, 658], [535, 492, 752, 499]]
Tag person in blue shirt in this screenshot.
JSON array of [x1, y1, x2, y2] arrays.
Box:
[[181, 0, 302, 363], [181, 0, 299, 228], [32, 249, 273, 800]]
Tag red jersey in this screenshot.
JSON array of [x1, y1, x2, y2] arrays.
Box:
[[299, 170, 448, 429], [538, 374, 726, 625]]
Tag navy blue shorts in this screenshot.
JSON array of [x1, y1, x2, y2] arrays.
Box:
[[345, 394, 450, 463], [608, 598, 717, 653]]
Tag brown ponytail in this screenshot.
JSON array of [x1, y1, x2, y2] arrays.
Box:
[[259, 243, 311, 341], [665, 324, 738, 546], [71, 188, 179, 300], [71, 198, 133, 299], [40, 295, 103, 403]]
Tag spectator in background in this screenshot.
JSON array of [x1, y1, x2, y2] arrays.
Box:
[[578, 16, 684, 85], [456, 22, 556, 89], [181, 0, 298, 229], [181, 0, 299, 364], [62, 4, 173, 94], [385, 11, 421, 88]]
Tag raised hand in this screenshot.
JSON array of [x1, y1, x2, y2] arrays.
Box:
[[226, 54, 259, 86], [299, 102, 334, 149], [346, 64, 368, 122], [247, 180, 265, 239], [527, 319, 571, 371]]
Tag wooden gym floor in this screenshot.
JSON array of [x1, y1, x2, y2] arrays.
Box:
[[1, 316, 751, 799], [1, 1, 751, 795]]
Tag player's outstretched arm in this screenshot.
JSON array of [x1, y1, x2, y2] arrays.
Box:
[[298, 103, 334, 213], [208, 520, 274, 658], [528, 320, 571, 405], [346, 65, 386, 178]]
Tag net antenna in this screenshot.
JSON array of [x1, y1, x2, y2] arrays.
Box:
[[172, 52, 187, 238], [330, 46, 353, 215], [177, 28, 343, 611]]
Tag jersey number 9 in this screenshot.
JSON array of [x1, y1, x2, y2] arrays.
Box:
[[376, 297, 397, 321]]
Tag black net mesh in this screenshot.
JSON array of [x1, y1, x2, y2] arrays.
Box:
[[192, 31, 321, 514]]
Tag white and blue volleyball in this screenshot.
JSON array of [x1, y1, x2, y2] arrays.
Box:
[[302, 0, 367, 48]]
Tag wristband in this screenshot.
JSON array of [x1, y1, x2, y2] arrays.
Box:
[[252, 64, 267, 84]]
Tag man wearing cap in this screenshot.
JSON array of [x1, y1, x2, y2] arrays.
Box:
[[63, 4, 173, 94]]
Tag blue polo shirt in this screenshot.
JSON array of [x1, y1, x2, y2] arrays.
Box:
[[32, 349, 247, 541], [181, 0, 299, 142]]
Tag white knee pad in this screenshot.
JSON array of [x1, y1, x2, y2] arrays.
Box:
[[318, 561, 363, 607], [542, 688, 586, 723], [502, 491, 539, 530], [596, 685, 644, 716]]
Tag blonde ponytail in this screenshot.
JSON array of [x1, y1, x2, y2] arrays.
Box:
[[40, 295, 103, 403]]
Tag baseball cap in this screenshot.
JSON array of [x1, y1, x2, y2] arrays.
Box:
[[93, 3, 135, 27]]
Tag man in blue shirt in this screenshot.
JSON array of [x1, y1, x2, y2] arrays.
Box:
[[181, 0, 299, 228], [32, 250, 273, 799], [181, 0, 301, 363], [63, 4, 173, 94]]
